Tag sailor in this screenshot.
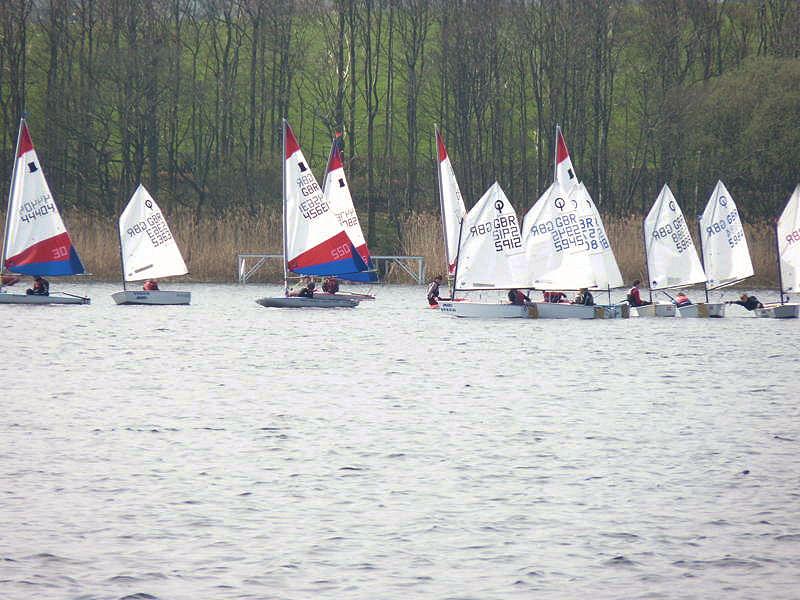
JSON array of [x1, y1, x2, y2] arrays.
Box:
[[26, 275, 49, 296], [143, 279, 160, 291], [322, 276, 340, 294], [289, 277, 316, 298], [626, 279, 651, 307], [674, 291, 692, 307], [573, 287, 594, 306], [427, 275, 443, 306], [726, 293, 763, 311], [507, 289, 530, 305], [543, 291, 567, 303]]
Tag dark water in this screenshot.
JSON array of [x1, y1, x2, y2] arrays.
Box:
[[1, 283, 798, 599]]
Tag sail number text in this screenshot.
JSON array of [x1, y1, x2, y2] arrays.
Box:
[[787, 228, 800, 244], [127, 213, 174, 247], [297, 174, 329, 220], [705, 209, 744, 248], [469, 215, 522, 252], [19, 193, 55, 223], [652, 215, 692, 253], [528, 213, 611, 253]]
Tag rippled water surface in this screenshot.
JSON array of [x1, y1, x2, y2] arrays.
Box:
[[1, 283, 799, 599]]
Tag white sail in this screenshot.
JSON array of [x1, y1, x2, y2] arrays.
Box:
[[699, 180, 754, 289], [644, 184, 706, 290], [777, 184, 800, 294], [436, 127, 467, 275], [523, 181, 619, 289], [554, 125, 578, 190], [455, 182, 526, 290], [118, 184, 187, 282]]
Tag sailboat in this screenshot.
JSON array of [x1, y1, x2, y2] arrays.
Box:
[[256, 119, 368, 308], [522, 180, 628, 319], [316, 134, 377, 299], [698, 180, 754, 300], [754, 184, 800, 318], [111, 184, 190, 305], [439, 182, 529, 318], [0, 118, 89, 305], [643, 184, 724, 318], [435, 125, 467, 290]]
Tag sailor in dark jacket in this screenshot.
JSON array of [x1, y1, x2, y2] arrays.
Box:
[[727, 293, 763, 311]]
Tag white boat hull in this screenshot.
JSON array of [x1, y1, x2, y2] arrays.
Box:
[[0, 292, 90, 305], [630, 303, 676, 318], [527, 302, 629, 319], [439, 301, 528, 318], [112, 290, 191, 305], [676, 302, 725, 318], [256, 296, 359, 308], [753, 304, 800, 319]]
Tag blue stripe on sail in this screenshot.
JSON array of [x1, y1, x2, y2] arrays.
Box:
[[292, 255, 365, 276], [9, 247, 85, 276], [338, 270, 379, 282]]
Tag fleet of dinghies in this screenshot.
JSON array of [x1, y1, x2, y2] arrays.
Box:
[[1, 116, 798, 318]]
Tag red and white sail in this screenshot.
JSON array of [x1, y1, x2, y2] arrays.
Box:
[[554, 125, 578, 189], [2, 119, 84, 276], [777, 184, 800, 294], [436, 126, 467, 275], [283, 120, 365, 276]]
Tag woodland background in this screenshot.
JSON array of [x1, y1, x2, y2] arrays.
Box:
[[1, 0, 798, 282]]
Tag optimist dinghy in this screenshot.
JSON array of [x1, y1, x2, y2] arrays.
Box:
[[111, 185, 190, 305], [754, 185, 800, 318], [256, 120, 367, 309], [0, 118, 89, 305]]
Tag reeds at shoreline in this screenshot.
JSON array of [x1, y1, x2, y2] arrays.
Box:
[[1, 209, 780, 288]]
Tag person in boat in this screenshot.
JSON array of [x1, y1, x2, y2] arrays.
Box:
[[727, 293, 763, 311], [573, 287, 594, 306], [322, 276, 340, 294], [543, 290, 567, 303], [143, 279, 160, 291], [26, 275, 49, 296], [508, 289, 530, 305], [674, 291, 692, 307], [1, 274, 20, 286], [626, 279, 651, 307], [427, 275, 443, 306], [289, 277, 316, 298]]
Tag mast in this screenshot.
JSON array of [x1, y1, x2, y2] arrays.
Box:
[[434, 125, 451, 297], [282, 118, 289, 295], [774, 218, 784, 305], [696, 215, 709, 302], [553, 124, 559, 182], [1, 118, 24, 292]]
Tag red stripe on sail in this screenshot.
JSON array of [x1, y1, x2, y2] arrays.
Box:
[[354, 242, 371, 263], [556, 128, 570, 164], [288, 230, 354, 271], [436, 131, 448, 162], [18, 122, 34, 157], [285, 122, 300, 159], [326, 142, 343, 173], [5, 231, 72, 267]]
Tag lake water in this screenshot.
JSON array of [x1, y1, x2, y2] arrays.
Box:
[[1, 283, 798, 599]]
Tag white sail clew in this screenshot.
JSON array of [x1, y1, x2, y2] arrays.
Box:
[[644, 184, 706, 290], [119, 184, 188, 282], [523, 181, 622, 290], [699, 180, 753, 290], [778, 184, 800, 294], [436, 127, 467, 275], [455, 182, 526, 290]]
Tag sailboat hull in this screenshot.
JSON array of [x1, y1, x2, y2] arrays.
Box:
[[439, 301, 527, 318], [0, 292, 89, 305], [630, 303, 676, 317], [256, 296, 359, 308], [112, 290, 191, 305], [676, 302, 725, 318], [753, 304, 800, 319], [526, 302, 629, 319]]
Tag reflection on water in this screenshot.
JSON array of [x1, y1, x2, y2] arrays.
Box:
[[1, 283, 798, 599]]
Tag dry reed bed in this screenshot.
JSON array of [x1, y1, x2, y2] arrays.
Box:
[[1, 210, 781, 287]]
